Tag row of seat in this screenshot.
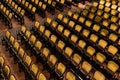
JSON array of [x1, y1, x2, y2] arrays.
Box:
[[79, 3, 120, 26], [99, 0, 120, 8], [65, 6, 120, 48], [13, 0, 36, 20], [0, 56, 16, 80], [45, 16, 120, 79], [25, 0, 68, 17], [58, 8, 120, 64], [0, 3, 12, 28], [18, 25, 78, 80], [15, 0, 79, 18], [58, 12, 120, 49], [27, 0, 55, 16], [1, 0, 120, 79], [0, 0, 82, 25], [2, 31, 50, 80], [3, 0, 25, 24], [77, 4, 120, 26], [93, 1, 120, 15], [81, 6, 120, 48], [31, 0, 47, 17], [31, 19, 113, 80]]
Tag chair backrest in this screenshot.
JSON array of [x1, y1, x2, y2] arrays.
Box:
[[18, 47, 25, 58], [4, 65, 10, 77], [9, 75, 16, 80], [24, 55, 32, 67], [5, 31, 11, 39], [57, 62, 66, 75], [30, 64, 38, 76], [65, 72, 76, 80], [0, 56, 5, 67], [37, 73, 47, 80]]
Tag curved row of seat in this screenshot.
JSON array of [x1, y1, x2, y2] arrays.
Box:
[[12, 0, 36, 20], [0, 56, 16, 80], [0, 3, 12, 28], [1, 0, 120, 80], [0, 0, 83, 29], [2, 31, 51, 80], [33, 16, 120, 80], [2, 0, 25, 24], [18, 25, 78, 80]]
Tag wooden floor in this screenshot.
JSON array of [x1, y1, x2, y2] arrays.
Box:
[[0, 2, 91, 80]]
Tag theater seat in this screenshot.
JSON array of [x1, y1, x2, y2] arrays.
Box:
[[96, 53, 106, 63], [24, 55, 32, 67], [50, 35, 57, 43], [44, 30, 51, 38], [37, 73, 47, 80], [78, 16, 85, 24], [18, 47, 25, 58], [68, 20, 75, 28], [81, 61, 92, 73], [9, 75, 16, 80], [98, 39, 108, 48], [74, 25, 82, 32], [57, 40, 65, 50], [4, 65, 10, 77], [110, 24, 118, 31], [109, 33, 118, 42], [57, 25, 64, 33], [13, 42, 20, 51], [86, 46, 95, 56], [64, 47, 73, 58], [100, 29, 109, 36], [67, 10, 73, 17], [72, 53, 82, 66], [0, 56, 5, 67], [88, 12, 95, 20], [29, 35, 36, 45], [82, 29, 90, 37], [35, 21, 40, 29], [34, 41, 42, 51], [51, 21, 58, 28], [107, 45, 118, 56], [103, 13, 110, 19], [56, 62, 66, 76], [30, 64, 39, 77], [93, 71, 105, 80], [65, 71, 76, 80], [42, 48, 50, 59], [63, 29, 70, 38], [78, 40, 86, 49], [111, 16, 118, 23], [90, 34, 98, 43], [102, 20, 109, 27], [10, 36, 15, 45], [85, 20, 92, 27], [21, 25, 26, 34], [70, 34, 78, 43], [92, 24, 100, 32], [58, 14, 63, 21], [39, 25, 45, 33], [107, 61, 119, 73], [48, 54, 57, 67], [6, 31, 11, 39]]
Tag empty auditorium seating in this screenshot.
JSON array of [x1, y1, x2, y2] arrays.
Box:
[[0, 3, 13, 28], [17, 25, 80, 79], [0, 56, 16, 80], [1, 0, 25, 24], [1, 0, 120, 80]]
